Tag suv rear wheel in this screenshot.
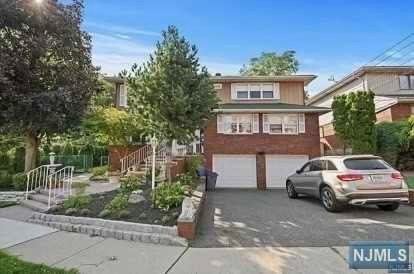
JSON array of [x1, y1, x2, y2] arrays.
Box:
[[286, 181, 298, 199], [320, 186, 343, 212], [377, 203, 400, 211]]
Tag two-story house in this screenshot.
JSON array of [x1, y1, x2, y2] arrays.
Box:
[[308, 66, 414, 155], [205, 75, 329, 189], [105, 75, 330, 189]]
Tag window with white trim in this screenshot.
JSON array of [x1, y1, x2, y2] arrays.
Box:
[[263, 114, 306, 135], [217, 114, 259, 134], [399, 75, 414, 90], [118, 84, 127, 107], [231, 83, 280, 100]]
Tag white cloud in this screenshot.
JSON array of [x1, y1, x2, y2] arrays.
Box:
[[85, 21, 160, 37]]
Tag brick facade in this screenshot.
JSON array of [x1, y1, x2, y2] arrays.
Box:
[[203, 113, 321, 188]]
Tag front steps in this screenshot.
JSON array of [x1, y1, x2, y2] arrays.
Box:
[[20, 190, 63, 212]]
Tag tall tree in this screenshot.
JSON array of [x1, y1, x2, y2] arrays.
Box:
[[0, 0, 99, 172], [125, 25, 218, 143], [240, 51, 299, 76], [332, 91, 376, 154]]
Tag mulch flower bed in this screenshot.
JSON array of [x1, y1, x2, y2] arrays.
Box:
[[50, 183, 181, 227]]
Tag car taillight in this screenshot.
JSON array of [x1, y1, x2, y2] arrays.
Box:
[[337, 174, 363, 182], [391, 172, 403, 180]]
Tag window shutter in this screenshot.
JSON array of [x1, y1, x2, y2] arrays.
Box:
[[298, 113, 305, 133], [252, 114, 259, 133], [230, 84, 237, 99], [217, 115, 224, 133], [274, 83, 280, 99], [263, 114, 270, 133]]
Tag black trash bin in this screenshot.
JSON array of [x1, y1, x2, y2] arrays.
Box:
[[206, 170, 218, 191]]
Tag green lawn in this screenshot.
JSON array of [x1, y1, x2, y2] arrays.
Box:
[[0, 251, 78, 274], [405, 176, 414, 189]]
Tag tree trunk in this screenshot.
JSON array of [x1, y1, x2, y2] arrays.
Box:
[[24, 131, 39, 173]]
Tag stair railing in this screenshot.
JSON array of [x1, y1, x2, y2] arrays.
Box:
[[47, 166, 74, 208], [120, 145, 152, 174], [144, 144, 171, 181], [25, 165, 55, 200]]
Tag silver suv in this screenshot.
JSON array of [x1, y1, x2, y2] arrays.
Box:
[[286, 155, 409, 212]]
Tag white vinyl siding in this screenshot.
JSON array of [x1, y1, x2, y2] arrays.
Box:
[[231, 83, 280, 100], [217, 114, 259, 134], [263, 114, 305, 135]]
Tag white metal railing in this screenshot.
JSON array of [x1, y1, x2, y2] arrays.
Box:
[[47, 166, 74, 208], [25, 165, 55, 200], [120, 145, 152, 174], [144, 145, 170, 181]]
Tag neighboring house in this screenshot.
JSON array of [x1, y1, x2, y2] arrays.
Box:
[[104, 75, 330, 189], [308, 66, 414, 155], [104, 76, 128, 108], [205, 75, 329, 189]]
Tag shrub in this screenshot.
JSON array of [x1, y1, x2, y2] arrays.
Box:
[[175, 173, 195, 188], [119, 176, 141, 194], [63, 195, 91, 209], [184, 155, 203, 178], [105, 193, 128, 212], [12, 172, 27, 191], [145, 167, 161, 182], [376, 121, 411, 167], [152, 182, 185, 211], [98, 209, 111, 218], [92, 166, 107, 177], [0, 171, 13, 190], [117, 209, 130, 218]]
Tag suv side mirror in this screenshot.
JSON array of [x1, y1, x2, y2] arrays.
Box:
[[296, 169, 301, 174]]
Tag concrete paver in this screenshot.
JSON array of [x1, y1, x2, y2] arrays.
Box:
[[0, 217, 56, 249], [195, 189, 414, 247]]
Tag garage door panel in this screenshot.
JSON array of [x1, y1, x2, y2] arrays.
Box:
[[266, 155, 308, 188], [213, 155, 256, 188]]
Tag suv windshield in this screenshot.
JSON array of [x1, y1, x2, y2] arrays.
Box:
[[343, 158, 389, 170]]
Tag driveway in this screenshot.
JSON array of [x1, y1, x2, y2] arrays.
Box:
[[194, 189, 414, 247]]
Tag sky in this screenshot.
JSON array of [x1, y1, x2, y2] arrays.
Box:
[[79, 0, 414, 95]]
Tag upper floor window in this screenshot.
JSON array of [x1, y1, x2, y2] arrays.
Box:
[[263, 114, 306, 135], [231, 83, 280, 100], [217, 114, 259, 134], [399, 75, 414, 90], [118, 84, 127, 107]]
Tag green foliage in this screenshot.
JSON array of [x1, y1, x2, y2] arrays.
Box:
[[175, 173, 195, 188], [152, 183, 185, 211], [90, 79, 115, 110], [125, 25, 218, 143], [82, 107, 143, 146], [98, 209, 111, 218], [92, 166, 108, 177], [117, 209, 130, 219], [332, 91, 376, 154], [105, 193, 129, 212], [12, 173, 26, 191], [119, 176, 142, 194], [145, 167, 161, 182], [240, 51, 299, 76], [0, 0, 99, 171], [184, 155, 203, 178], [405, 176, 414, 189], [0, 250, 79, 274], [63, 195, 91, 210], [0, 171, 13, 190], [376, 121, 411, 166]]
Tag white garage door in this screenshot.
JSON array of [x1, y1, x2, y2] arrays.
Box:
[[213, 154, 257, 188], [266, 155, 309, 188]]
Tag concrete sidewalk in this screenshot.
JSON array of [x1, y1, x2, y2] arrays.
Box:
[[0, 217, 56, 249], [4, 229, 414, 274]]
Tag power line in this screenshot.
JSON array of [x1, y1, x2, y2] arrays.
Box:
[[373, 40, 414, 66], [365, 33, 414, 66]]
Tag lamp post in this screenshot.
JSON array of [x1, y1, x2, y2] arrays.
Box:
[[149, 136, 158, 190]]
